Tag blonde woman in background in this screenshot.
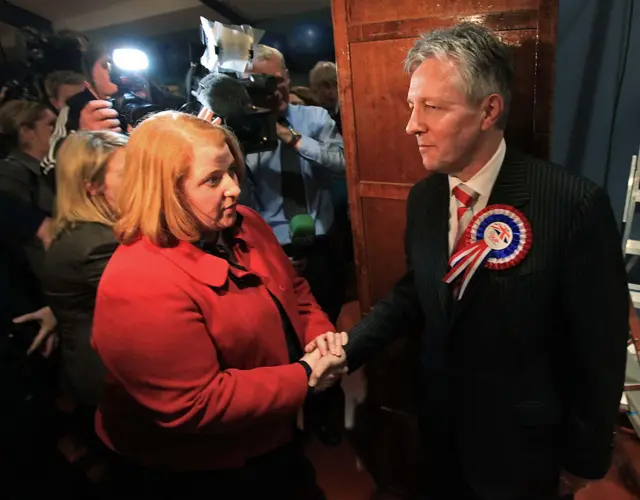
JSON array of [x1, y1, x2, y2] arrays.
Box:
[[42, 131, 127, 487], [44, 130, 127, 410]]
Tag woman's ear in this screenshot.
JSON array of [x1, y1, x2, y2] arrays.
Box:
[[85, 181, 100, 197]]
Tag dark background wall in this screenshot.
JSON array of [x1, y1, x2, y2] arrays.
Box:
[[90, 7, 335, 94], [551, 0, 639, 227]]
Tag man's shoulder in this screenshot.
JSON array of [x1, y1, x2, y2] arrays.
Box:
[[509, 149, 604, 202], [289, 104, 331, 124], [0, 155, 33, 180]]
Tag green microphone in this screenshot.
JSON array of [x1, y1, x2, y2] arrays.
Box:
[[289, 214, 315, 256]]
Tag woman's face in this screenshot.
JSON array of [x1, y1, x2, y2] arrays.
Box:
[[92, 56, 118, 99], [20, 109, 56, 159], [103, 148, 126, 210], [183, 141, 241, 234]]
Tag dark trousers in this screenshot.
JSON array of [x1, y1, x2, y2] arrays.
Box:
[[112, 435, 325, 500], [283, 235, 346, 433], [418, 428, 564, 500], [284, 234, 345, 326]]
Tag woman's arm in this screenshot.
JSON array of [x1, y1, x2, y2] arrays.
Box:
[[92, 282, 310, 434]]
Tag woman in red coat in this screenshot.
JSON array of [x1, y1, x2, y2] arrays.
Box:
[[91, 111, 345, 498]]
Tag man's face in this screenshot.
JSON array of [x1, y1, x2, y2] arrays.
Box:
[[312, 82, 339, 110], [249, 58, 290, 114], [406, 57, 485, 176], [52, 83, 86, 110], [20, 108, 56, 159]]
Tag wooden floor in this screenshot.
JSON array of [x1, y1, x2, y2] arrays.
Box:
[[310, 300, 640, 499], [306, 433, 640, 499]]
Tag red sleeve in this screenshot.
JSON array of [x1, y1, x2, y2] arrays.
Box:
[[93, 281, 309, 434], [240, 207, 335, 344]]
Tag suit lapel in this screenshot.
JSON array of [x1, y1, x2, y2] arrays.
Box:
[[451, 149, 531, 321], [421, 175, 452, 318]]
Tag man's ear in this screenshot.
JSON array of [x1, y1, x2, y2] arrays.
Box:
[[18, 125, 33, 146], [480, 93, 505, 131]]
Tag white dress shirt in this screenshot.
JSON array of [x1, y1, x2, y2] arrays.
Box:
[[448, 139, 507, 254]]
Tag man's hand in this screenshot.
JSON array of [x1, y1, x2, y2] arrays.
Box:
[[300, 345, 348, 392], [79, 100, 121, 132], [558, 470, 590, 497], [305, 331, 348, 357], [276, 122, 295, 145], [13, 306, 57, 357]]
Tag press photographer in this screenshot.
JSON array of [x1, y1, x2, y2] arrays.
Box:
[[40, 31, 121, 188]]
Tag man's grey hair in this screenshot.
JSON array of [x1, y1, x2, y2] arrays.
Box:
[[405, 22, 515, 129], [251, 44, 286, 70]]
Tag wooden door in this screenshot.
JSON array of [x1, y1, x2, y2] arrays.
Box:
[[332, 0, 558, 495]]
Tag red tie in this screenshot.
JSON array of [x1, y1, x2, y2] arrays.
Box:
[[450, 184, 479, 301], [452, 184, 479, 255]]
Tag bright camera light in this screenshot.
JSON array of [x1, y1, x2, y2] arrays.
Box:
[[113, 48, 149, 72]]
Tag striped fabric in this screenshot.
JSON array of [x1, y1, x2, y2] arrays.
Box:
[[452, 184, 479, 254]]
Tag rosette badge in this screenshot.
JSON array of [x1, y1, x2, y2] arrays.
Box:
[[444, 204, 532, 299]]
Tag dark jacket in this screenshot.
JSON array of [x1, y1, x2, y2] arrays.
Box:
[[43, 222, 117, 406], [0, 149, 54, 314], [0, 194, 46, 328], [346, 149, 629, 496], [0, 149, 54, 215]]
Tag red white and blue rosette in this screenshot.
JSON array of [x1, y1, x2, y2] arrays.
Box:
[[443, 204, 532, 300]]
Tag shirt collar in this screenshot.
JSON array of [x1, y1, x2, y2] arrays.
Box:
[[448, 138, 506, 197]]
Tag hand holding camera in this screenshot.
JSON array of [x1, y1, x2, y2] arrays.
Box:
[[80, 99, 121, 132]]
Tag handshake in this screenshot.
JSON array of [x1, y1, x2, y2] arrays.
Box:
[[299, 331, 349, 392]]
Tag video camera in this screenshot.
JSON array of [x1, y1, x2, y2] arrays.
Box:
[[0, 27, 71, 105], [109, 60, 164, 130], [191, 18, 279, 154]]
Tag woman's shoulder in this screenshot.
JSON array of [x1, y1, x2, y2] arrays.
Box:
[[51, 222, 117, 255], [100, 238, 183, 289]]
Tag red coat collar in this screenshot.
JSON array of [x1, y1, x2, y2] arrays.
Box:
[[146, 209, 254, 288]]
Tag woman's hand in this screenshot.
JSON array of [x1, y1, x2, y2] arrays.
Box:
[[197, 106, 222, 125], [13, 306, 58, 356], [300, 346, 348, 392]]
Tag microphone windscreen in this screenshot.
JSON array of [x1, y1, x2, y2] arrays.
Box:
[[196, 72, 251, 118]]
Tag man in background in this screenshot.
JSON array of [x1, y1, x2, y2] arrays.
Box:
[[309, 61, 341, 134], [245, 45, 347, 446], [44, 71, 86, 113]]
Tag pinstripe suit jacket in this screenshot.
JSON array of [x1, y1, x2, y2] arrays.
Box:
[[346, 148, 629, 496]]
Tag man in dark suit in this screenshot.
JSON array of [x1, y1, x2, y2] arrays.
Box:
[[307, 23, 629, 500]]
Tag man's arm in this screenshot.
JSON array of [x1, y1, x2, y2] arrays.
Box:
[[286, 109, 345, 176], [238, 158, 262, 211], [561, 186, 629, 479], [345, 185, 424, 371]]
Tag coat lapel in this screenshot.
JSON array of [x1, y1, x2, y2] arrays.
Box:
[[421, 175, 452, 318], [451, 149, 531, 321]]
